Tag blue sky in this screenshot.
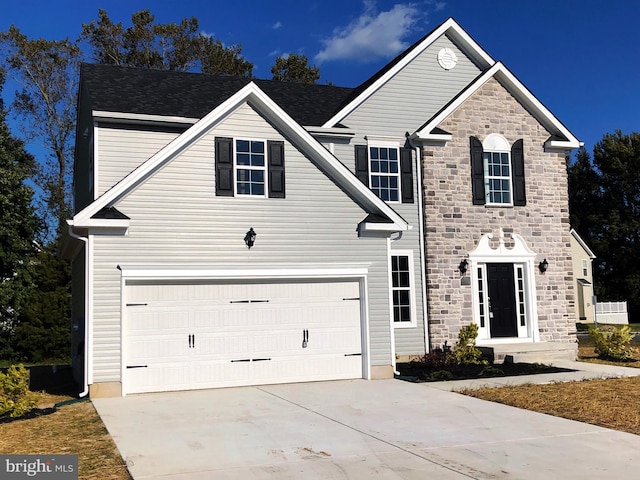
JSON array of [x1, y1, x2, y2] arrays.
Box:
[[1, 0, 638, 156]]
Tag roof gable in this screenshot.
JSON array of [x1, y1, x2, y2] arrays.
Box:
[[72, 81, 408, 232], [411, 62, 581, 149], [571, 229, 596, 259], [322, 17, 495, 128]]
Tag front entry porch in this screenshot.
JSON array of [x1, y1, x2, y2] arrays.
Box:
[[479, 341, 578, 364]]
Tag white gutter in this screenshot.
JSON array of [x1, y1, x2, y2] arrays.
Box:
[[67, 225, 89, 398]]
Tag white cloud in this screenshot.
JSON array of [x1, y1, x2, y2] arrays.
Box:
[[434, 1, 446, 12], [314, 1, 424, 63], [272, 21, 283, 30]]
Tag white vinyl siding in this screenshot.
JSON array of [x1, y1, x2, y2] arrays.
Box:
[[342, 35, 481, 138], [96, 125, 182, 196], [329, 142, 426, 357], [90, 103, 393, 384]]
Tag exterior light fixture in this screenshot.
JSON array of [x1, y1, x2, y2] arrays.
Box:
[[458, 259, 468, 276], [538, 258, 548, 273], [244, 228, 256, 249]]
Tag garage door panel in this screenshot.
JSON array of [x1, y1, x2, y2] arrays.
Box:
[[125, 279, 364, 394]]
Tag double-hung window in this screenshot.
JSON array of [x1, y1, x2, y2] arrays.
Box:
[[354, 142, 414, 203], [391, 252, 415, 326], [470, 134, 525, 206], [370, 146, 400, 202], [483, 150, 512, 205], [215, 137, 285, 198], [235, 139, 266, 196]]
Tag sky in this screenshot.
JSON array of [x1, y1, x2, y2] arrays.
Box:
[[1, 0, 639, 157]]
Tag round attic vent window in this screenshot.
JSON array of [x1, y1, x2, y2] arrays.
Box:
[[437, 47, 458, 70]]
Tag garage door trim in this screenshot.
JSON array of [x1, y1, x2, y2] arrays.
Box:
[[119, 267, 370, 395]]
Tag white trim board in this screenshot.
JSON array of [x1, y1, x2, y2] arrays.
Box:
[[412, 62, 580, 149]]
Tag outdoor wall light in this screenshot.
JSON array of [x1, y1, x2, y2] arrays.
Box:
[[538, 258, 549, 273], [458, 259, 468, 276], [244, 228, 256, 249]]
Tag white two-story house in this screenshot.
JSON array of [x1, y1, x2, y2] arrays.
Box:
[[65, 18, 580, 397]]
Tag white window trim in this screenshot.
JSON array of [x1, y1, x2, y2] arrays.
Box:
[[582, 259, 588, 277], [389, 249, 417, 328], [233, 137, 268, 197], [367, 139, 401, 203], [482, 134, 513, 207]]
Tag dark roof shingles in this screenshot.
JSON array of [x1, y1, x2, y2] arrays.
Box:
[[81, 64, 354, 126]]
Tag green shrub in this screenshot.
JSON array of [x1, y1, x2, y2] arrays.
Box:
[[429, 370, 454, 381], [589, 325, 637, 361], [450, 323, 488, 366], [0, 364, 41, 417]]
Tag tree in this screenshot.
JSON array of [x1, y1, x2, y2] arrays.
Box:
[[0, 26, 80, 239], [13, 245, 71, 362], [568, 131, 640, 322], [271, 54, 320, 84], [0, 72, 40, 359], [81, 9, 253, 76]]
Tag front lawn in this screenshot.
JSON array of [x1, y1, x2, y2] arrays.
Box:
[[460, 376, 640, 436], [0, 366, 130, 480], [0, 393, 130, 479]]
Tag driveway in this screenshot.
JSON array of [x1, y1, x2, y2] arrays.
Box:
[[93, 378, 640, 479]]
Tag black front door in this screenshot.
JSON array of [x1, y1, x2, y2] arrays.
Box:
[[487, 263, 517, 337]]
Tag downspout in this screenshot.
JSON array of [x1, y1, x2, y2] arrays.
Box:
[[67, 226, 90, 398], [407, 133, 430, 354], [387, 237, 399, 375]]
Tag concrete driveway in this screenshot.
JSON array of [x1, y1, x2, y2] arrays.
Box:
[[93, 379, 640, 479]]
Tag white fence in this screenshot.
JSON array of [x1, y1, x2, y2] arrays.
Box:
[[595, 301, 628, 325]]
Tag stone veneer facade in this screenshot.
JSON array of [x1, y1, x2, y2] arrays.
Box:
[[422, 77, 576, 348]]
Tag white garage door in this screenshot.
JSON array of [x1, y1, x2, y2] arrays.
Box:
[[124, 279, 363, 394]]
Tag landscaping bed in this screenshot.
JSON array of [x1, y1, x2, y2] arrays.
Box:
[[396, 359, 573, 382]]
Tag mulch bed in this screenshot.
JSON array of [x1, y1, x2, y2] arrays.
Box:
[[396, 361, 574, 382], [0, 407, 57, 424]]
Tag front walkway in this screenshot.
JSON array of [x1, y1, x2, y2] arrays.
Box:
[[423, 360, 640, 391]]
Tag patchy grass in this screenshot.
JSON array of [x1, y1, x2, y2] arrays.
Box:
[[578, 333, 640, 368], [0, 365, 130, 480], [0, 393, 131, 479], [460, 376, 640, 436]]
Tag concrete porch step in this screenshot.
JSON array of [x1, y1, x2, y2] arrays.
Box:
[[479, 342, 578, 364]]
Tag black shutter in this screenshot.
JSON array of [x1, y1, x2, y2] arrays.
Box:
[[215, 137, 234, 196], [355, 145, 369, 186], [470, 136, 485, 205], [511, 138, 526, 206], [400, 147, 414, 203], [267, 140, 285, 198]]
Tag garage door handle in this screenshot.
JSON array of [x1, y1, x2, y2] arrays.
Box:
[[344, 353, 362, 357], [188, 334, 192, 348], [231, 359, 251, 363], [252, 358, 272, 362], [302, 329, 308, 348], [126, 365, 148, 369]]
